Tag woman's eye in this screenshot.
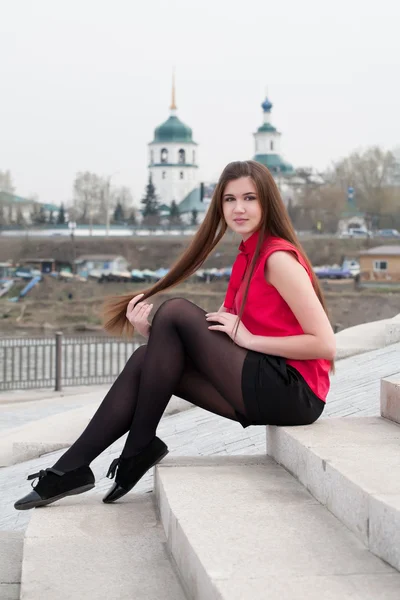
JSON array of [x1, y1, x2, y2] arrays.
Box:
[[245, 196, 256, 201]]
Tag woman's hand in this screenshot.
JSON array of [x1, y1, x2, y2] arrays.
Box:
[[126, 294, 153, 338], [205, 311, 254, 349]]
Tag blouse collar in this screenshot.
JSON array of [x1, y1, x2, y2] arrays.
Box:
[[238, 229, 265, 257], [224, 229, 266, 311]]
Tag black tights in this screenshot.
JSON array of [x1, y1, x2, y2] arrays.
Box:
[[53, 299, 250, 472]]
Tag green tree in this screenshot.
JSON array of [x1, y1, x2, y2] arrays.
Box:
[[141, 174, 160, 229], [127, 209, 137, 226], [112, 186, 133, 217], [141, 174, 160, 216], [57, 203, 66, 224], [168, 200, 182, 226], [190, 208, 198, 226], [113, 201, 125, 224], [31, 204, 47, 225]]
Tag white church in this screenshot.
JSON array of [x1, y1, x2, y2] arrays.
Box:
[[146, 80, 298, 223], [148, 80, 198, 207]]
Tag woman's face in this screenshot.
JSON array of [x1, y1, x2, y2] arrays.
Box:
[[222, 177, 262, 240]]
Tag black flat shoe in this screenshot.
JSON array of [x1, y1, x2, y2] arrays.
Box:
[[14, 465, 95, 511], [103, 436, 169, 504]]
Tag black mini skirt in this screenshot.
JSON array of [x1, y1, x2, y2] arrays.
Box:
[[237, 350, 326, 429]]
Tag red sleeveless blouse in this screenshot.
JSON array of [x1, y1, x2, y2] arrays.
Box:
[[224, 230, 330, 402]]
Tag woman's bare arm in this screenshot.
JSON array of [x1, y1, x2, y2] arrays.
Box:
[[248, 251, 336, 360]]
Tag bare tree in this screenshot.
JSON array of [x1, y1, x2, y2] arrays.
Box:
[[327, 146, 399, 216], [297, 184, 345, 233], [73, 171, 107, 225], [72, 173, 135, 229]]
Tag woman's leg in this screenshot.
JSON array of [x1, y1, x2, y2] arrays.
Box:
[[52, 345, 148, 472], [53, 299, 249, 472], [15, 302, 251, 510], [120, 298, 249, 458]]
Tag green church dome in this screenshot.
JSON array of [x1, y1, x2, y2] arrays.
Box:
[[254, 153, 294, 174], [153, 115, 194, 144], [257, 122, 277, 133]]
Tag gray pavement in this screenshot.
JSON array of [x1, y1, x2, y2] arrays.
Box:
[[0, 386, 109, 433]]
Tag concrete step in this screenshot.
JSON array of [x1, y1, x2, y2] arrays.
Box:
[[381, 376, 400, 424], [0, 531, 23, 599], [267, 416, 400, 571], [0, 395, 192, 467], [20, 494, 187, 600], [155, 455, 400, 599]]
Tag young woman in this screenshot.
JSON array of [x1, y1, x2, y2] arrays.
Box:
[[14, 160, 335, 510]]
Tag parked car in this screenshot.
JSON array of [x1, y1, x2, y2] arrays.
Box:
[[376, 229, 400, 238], [339, 228, 372, 238], [313, 266, 352, 279]]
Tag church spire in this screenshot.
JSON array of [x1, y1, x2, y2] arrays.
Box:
[[170, 69, 177, 113]]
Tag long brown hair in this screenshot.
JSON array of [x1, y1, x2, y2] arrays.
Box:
[[103, 161, 334, 369]]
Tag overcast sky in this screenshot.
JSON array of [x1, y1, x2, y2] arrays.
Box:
[[1, 0, 399, 207]]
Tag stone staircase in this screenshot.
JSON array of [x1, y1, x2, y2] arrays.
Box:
[[17, 375, 400, 599], [156, 456, 399, 600]]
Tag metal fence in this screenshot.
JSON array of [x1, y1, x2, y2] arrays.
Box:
[[0, 333, 140, 392]]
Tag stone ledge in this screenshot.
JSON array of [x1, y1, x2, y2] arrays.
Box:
[[155, 457, 400, 600], [386, 314, 400, 345], [334, 313, 400, 359], [381, 376, 400, 424], [0, 395, 193, 467], [267, 416, 400, 571]]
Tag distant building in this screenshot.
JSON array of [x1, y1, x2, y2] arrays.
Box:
[[253, 95, 294, 178], [359, 246, 400, 283], [0, 191, 35, 224], [75, 254, 129, 277], [18, 258, 56, 274], [178, 184, 216, 225], [338, 187, 367, 234], [148, 75, 198, 206], [0, 191, 59, 225], [252, 94, 313, 207], [0, 262, 13, 279]]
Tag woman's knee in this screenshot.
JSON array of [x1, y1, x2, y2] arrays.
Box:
[[152, 297, 196, 327], [123, 344, 147, 374]]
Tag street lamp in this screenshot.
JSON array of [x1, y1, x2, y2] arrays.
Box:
[[105, 171, 119, 237], [68, 221, 77, 273]]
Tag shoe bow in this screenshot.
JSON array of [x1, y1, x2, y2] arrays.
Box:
[[27, 467, 64, 487], [106, 458, 120, 480]]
